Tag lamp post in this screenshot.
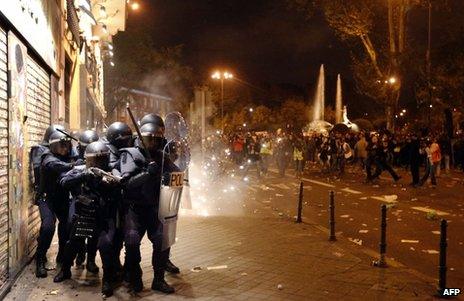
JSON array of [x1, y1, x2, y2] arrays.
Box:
[[211, 71, 233, 132]]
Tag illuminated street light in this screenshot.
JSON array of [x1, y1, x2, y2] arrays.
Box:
[[130, 2, 140, 10], [388, 77, 397, 84], [429, 104, 433, 108], [110, 61, 115, 67], [211, 70, 234, 132], [109, 51, 114, 56], [249, 108, 253, 112], [402, 109, 406, 113], [243, 123, 247, 127]]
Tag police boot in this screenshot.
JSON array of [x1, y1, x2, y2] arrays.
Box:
[[53, 267, 72, 282], [102, 269, 115, 297], [151, 270, 175, 294], [86, 260, 100, 274], [35, 256, 47, 278], [129, 265, 143, 293], [165, 259, 180, 274]]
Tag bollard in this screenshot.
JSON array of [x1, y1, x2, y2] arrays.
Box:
[[373, 204, 387, 267], [296, 181, 303, 223], [329, 191, 336, 241], [437, 219, 448, 297]]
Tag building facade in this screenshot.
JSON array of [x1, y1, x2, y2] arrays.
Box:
[[0, 0, 126, 296], [109, 87, 172, 125]]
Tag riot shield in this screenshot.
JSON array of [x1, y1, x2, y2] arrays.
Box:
[[159, 112, 190, 250]]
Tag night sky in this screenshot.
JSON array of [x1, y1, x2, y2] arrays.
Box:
[[128, 0, 366, 113]]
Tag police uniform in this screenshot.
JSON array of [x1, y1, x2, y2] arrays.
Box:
[[120, 144, 178, 293], [53, 142, 120, 297], [36, 146, 76, 275]]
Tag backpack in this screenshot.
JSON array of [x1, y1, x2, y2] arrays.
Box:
[[29, 144, 48, 204]]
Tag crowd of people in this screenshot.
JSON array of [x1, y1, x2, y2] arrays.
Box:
[[226, 129, 464, 188], [30, 113, 186, 297]]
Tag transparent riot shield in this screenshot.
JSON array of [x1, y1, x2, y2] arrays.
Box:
[[159, 112, 190, 250]]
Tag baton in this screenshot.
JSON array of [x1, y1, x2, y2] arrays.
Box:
[[56, 128, 79, 142], [126, 104, 152, 161]]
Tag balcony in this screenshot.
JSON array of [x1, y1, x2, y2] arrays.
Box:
[[67, 0, 81, 47]]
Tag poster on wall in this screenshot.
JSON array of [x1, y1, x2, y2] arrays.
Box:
[[7, 32, 28, 271]]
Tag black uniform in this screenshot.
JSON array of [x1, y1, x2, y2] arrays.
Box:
[[53, 168, 119, 274], [36, 151, 75, 266], [120, 146, 178, 293]]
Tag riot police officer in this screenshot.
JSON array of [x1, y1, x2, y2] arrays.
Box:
[[120, 122, 178, 294], [76, 130, 99, 159], [105, 121, 133, 277], [35, 130, 78, 278], [73, 130, 100, 272], [30, 125, 65, 207], [54, 141, 121, 296], [148, 114, 184, 273], [139, 113, 180, 275]]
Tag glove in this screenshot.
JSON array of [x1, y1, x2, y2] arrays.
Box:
[[84, 169, 99, 181], [147, 161, 158, 175], [74, 159, 85, 166]]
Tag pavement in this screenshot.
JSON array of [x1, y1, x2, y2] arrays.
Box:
[[4, 162, 460, 301]]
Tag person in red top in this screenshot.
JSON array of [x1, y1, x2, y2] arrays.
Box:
[[232, 134, 245, 164]]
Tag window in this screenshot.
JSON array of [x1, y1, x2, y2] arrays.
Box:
[[64, 55, 72, 124]]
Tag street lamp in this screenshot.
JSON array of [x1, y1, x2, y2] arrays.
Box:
[[249, 107, 253, 113], [211, 70, 234, 132], [127, 0, 140, 11]]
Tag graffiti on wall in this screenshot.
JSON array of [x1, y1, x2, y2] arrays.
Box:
[[8, 32, 28, 271]]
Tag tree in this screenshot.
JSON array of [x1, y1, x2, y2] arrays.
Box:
[[279, 98, 310, 130], [289, 0, 427, 130]]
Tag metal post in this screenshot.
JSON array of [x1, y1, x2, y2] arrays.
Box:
[[221, 78, 224, 132], [329, 191, 336, 241], [373, 205, 387, 267], [437, 219, 448, 296], [296, 181, 303, 223]]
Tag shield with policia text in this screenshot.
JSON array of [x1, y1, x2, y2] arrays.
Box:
[[159, 112, 190, 250]]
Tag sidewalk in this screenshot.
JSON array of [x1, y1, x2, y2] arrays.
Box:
[[6, 196, 438, 300]]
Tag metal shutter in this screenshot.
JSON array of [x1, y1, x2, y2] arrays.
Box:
[[25, 57, 51, 257], [0, 26, 9, 288]]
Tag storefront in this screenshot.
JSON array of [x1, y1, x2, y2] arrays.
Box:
[[0, 0, 61, 294]]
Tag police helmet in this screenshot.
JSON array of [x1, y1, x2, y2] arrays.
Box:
[[42, 124, 65, 146], [79, 130, 99, 146], [107, 122, 133, 149], [85, 141, 110, 170], [140, 113, 165, 128], [48, 131, 72, 156], [140, 122, 164, 151]]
